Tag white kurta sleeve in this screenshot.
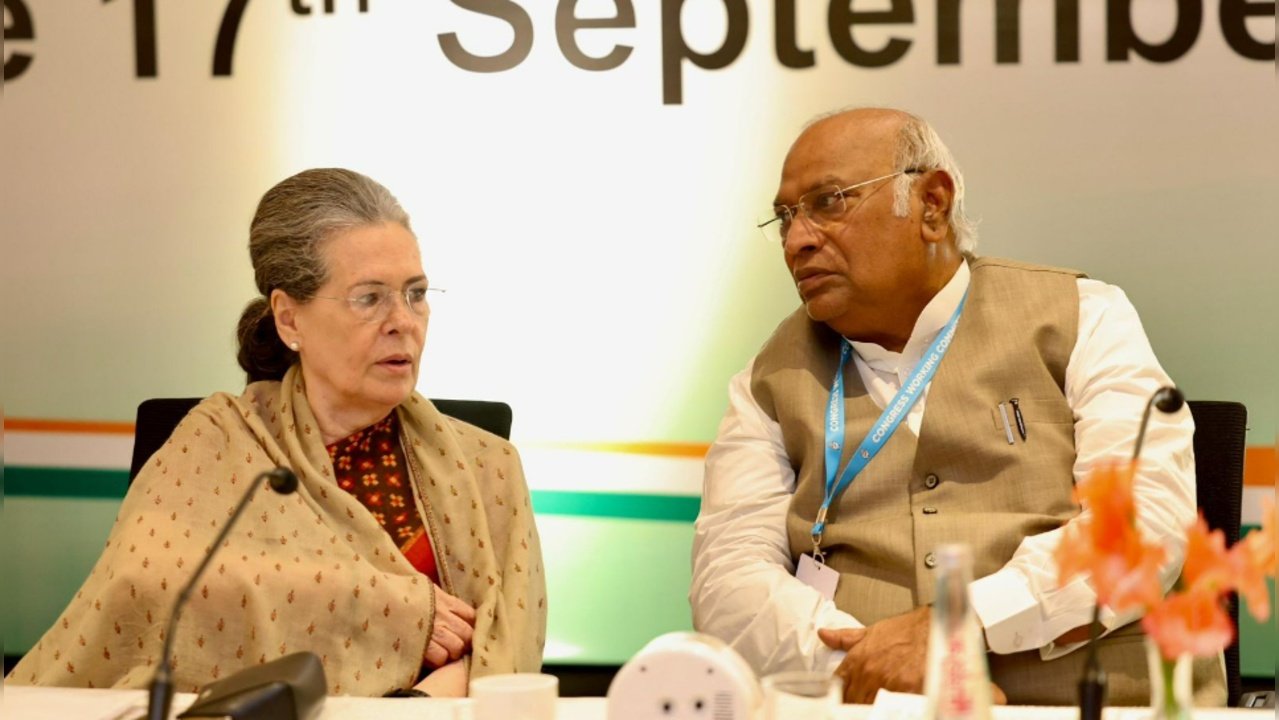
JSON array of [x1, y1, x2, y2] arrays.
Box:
[[969, 279, 1196, 658], [691, 362, 863, 675]]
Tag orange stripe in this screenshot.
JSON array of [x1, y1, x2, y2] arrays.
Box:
[[1244, 447, 1274, 488], [3, 415, 1277, 482], [534, 442, 712, 459], [4, 417, 136, 435]]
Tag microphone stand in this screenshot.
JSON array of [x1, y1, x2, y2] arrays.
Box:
[[148, 468, 298, 720], [1078, 386, 1184, 720], [1078, 603, 1107, 720]]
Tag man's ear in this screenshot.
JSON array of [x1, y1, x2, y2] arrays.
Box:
[[270, 289, 301, 347], [919, 170, 956, 244]]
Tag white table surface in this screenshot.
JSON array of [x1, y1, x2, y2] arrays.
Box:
[[2, 686, 1271, 720]]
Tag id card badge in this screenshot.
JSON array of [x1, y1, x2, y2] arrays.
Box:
[[795, 553, 840, 601]]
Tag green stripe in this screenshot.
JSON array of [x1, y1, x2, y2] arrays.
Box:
[[5, 466, 129, 499], [2, 465, 701, 522], [530, 491, 700, 522], [4, 466, 1265, 529]]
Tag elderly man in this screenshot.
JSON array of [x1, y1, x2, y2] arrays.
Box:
[[690, 108, 1226, 706]]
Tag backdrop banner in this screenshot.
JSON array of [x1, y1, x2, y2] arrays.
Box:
[[3, 0, 1274, 670]]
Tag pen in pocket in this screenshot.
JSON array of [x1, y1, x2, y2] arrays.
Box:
[[998, 403, 1016, 445], [1009, 398, 1027, 441]]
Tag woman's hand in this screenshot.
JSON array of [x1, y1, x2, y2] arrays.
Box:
[[414, 658, 469, 697], [424, 584, 477, 668]]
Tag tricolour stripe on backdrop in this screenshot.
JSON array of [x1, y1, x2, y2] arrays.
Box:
[[5, 419, 1274, 527], [4, 422, 705, 523]]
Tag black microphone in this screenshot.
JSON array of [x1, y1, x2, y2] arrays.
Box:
[[1079, 385, 1185, 720], [1131, 386, 1186, 463], [148, 467, 299, 720]]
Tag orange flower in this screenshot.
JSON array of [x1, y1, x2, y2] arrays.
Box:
[[1141, 586, 1234, 660], [1261, 494, 1275, 567], [1229, 495, 1275, 623], [1094, 539, 1167, 612], [1056, 462, 1166, 612], [1076, 462, 1138, 552], [1181, 515, 1233, 594]]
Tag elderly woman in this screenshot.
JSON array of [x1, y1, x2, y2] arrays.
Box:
[[9, 169, 546, 697]]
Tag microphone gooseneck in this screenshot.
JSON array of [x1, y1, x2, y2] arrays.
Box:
[[147, 467, 299, 720], [1131, 386, 1186, 463], [1079, 385, 1185, 720]]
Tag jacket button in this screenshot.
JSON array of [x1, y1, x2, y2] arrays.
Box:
[[924, 552, 937, 569], [924, 474, 940, 490], [923, 507, 938, 515]]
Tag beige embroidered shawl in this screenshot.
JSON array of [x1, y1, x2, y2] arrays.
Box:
[[9, 366, 547, 696]]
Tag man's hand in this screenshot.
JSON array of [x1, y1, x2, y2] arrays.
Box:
[[990, 682, 1007, 705], [820, 608, 1010, 706], [815, 626, 867, 655], [425, 585, 477, 668], [822, 606, 931, 704], [1053, 624, 1092, 646]]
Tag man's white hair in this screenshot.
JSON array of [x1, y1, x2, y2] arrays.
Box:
[[805, 108, 978, 253]]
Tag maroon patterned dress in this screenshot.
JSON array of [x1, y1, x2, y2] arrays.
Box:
[[326, 413, 440, 585]]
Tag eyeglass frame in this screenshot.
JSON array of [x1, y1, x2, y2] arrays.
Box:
[[310, 282, 446, 324], [757, 168, 924, 243]]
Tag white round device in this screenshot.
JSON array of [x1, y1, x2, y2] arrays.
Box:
[[606, 632, 762, 720]]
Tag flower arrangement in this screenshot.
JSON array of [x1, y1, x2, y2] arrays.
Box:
[[1055, 461, 1275, 714], [1056, 462, 1274, 658]]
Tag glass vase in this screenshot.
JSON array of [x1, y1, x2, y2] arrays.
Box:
[[1145, 638, 1193, 720]]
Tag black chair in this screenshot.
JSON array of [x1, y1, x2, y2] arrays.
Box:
[[128, 397, 513, 483], [1186, 400, 1247, 707]]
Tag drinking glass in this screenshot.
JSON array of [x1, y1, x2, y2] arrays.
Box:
[[469, 673, 558, 720], [761, 671, 841, 720]]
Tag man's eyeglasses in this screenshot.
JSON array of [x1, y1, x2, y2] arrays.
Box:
[[312, 283, 445, 324], [757, 169, 921, 244]]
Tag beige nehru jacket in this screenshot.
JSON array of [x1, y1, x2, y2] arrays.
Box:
[[747, 257, 1225, 706]]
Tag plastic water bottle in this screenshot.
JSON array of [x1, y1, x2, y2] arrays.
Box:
[[924, 544, 993, 720]]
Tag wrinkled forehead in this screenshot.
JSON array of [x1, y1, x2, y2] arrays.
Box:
[[774, 117, 898, 204]]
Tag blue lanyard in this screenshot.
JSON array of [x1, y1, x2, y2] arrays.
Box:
[[811, 292, 968, 556]]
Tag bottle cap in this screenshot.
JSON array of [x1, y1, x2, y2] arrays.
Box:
[[934, 543, 973, 573]]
